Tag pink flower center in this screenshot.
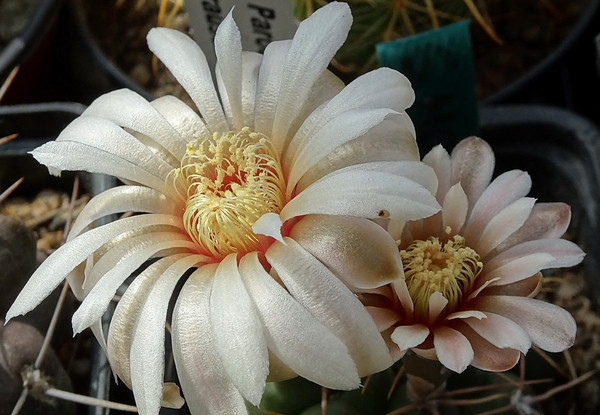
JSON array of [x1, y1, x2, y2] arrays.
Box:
[[168, 127, 285, 258], [400, 235, 483, 322]]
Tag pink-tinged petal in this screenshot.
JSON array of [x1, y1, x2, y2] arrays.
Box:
[[464, 312, 531, 353], [210, 254, 268, 405], [287, 107, 398, 194], [72, 235, 202, 335], [290, 215, 403, 289], [423, 144, 452, 201], [446, 310, 486, 320], [480, 253, 555, 287], [476, 197, 536, 256], [450, 137, 495, 210], [482, 273, 543, 298], [366, 307, 401, 332], [496, 202, 572, 250], [146, 28, 228, 132], [214, 10, 243, 130], [83, 89, 186, 160], [107, 256, 183, 388], [266, 238, 393, 377], [433, 326, 474, 373], [130, 255, 207, 415], [280, 169, 440, 222], [68, 186, 181, 241], [31, 141, 173, 196], [5, 214, 182, 322], [151, 95, 210, 141], [390, 324, 430, 351], [387, 219, 405, 241], [428, 292, 448, 325], [441, 183, 468, 235], [464, 170, 532, 243], [486, 239, 585, 271], [238, 253, 360, 389], [467, 278, 500, 301], [172, 264, 248, 415], [412, 347, 437, 360], [270, 2, 352, 152], [253, 40, 291, 136], [392, 277, 414, 316], [453, 321, 521, 372], [471, 295, 576, 352]]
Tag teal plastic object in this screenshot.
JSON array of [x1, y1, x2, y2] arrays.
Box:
[[376, 20, 479, 153]]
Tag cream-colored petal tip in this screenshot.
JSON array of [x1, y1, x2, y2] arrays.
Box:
[[162, 382, 185, 409], [253, 212, 285, 244]]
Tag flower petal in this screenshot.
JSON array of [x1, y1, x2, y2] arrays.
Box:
[[270, 2, 352, 151], [5, 214, 182, 322], [151, 95, 210, 141], [252, 212, 284, 244], [210, 254, 268, 405], [464, 170, 532, 243], [423, 144, 452, 201], [390, 324, 430, 351], [471, 295, 576, 352], [172, 264, 248, 415], [428, 292, 448, 325], [68, 186, 180, 241], [476, 197, 536, 256], [107, 256, 183, 387], [487, 239, 585, 271], [83, 88, 186, 160], [366, 307, 401, 332], [214, 10, 243, 130], [480, 252, 555, 287], [238, 252, 360, 389], [266, 238, 393, 377], [496, 202, 572, 250], [130, 255, 206, 415], [72, 236, 202, 335], [147, 27, 228, 132], [432, 326, 473, 373], [441, 183, 468, 235], [290, 214, 403, 289], [281, 168, 440, 222], [32, 141, 172, 196], [464, 312, 531, 353], [450, 136, 495, 210]]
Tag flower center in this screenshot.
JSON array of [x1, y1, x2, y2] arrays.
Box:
[[169, 127, 285, 258], [400, 235, 483, 322]]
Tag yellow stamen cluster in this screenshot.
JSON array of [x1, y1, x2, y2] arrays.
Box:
[[169, 127, 285, 258], [400, 235, 483, 322]]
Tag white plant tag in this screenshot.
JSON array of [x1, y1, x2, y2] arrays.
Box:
[[185, 0, 297, 70]]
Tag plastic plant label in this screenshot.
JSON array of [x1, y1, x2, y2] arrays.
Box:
[[185, 0, 297, 70]]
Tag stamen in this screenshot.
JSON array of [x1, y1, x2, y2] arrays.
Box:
[[400, 235, 483, 323], [168, 127, 285, 258]]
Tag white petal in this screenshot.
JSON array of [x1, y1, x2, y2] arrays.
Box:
[[464, 312, 531, 353], [83, 89, 186, 159], [428, 292, 448, 325], [107, 256, 183, 387], [214, 10, 243, 130], [287, 108, 397, 193], [210, 254, 268, 405], [450, 137, 495, 210], [266, 238, 393, 377], [433, 326, 474, 373], [147, 28, 227, 132], [253, 40, 291, 136], [73, 237, 203, 334], [481, 252, 556, 287], [476, 198, 536, 256], [281, 169, 440, 222], [390, 324, 430, 351], [238, 253, 360, 388], [151, 95, 211, 141], [172, 264, 248, 415], [423, 144, 452, 200], [5, 214, 182, 322], [32, 141, 173, 196], [446, 310, 487, 320], [252, 212, 284, 243], [130, 255, 206, 415], [442, 183, 468, 235], [239, 52, 262, 128], [68, 186, 180, 241], [270, 2, 352, 152], [465, 170, 532, 243], [487, 238, 585, 270]]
